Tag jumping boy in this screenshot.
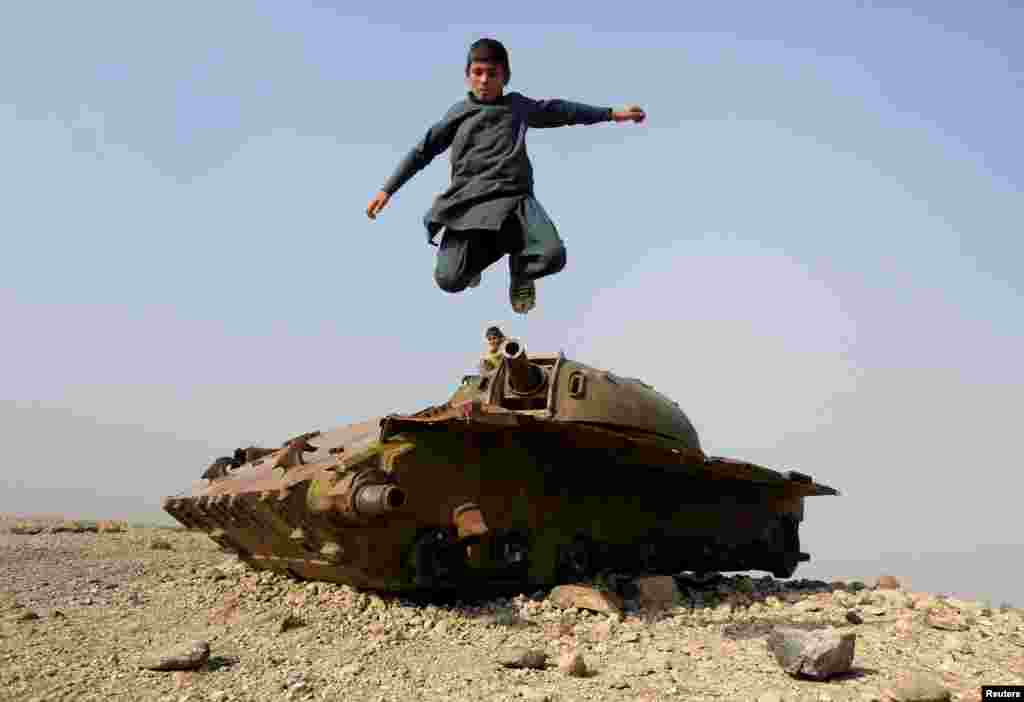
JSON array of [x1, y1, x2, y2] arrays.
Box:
[[365, 38, 646, 314]]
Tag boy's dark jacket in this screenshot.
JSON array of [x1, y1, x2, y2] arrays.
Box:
[[381, 91, 613, 245]]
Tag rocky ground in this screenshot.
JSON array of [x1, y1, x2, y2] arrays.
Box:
[[1, 516, 1022, 702]]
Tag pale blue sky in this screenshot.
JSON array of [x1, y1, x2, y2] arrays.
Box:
[[2, 2, 1021, 602]]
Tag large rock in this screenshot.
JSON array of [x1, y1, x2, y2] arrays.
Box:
[[766, 627, 856, 680], [548, 585, 623, 614], [139, 640, 211, 671]]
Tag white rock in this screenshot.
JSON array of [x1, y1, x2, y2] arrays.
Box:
[[766, 627, 856, 680]]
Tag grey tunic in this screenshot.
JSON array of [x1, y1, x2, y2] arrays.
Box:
[[381, 91, 613, 245]]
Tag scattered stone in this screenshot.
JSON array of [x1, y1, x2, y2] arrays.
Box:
[[278, 612, 305, 634], [486, 610, 521, 627], [139, 640, 211, 671], [339, 662, 362, 676], [875, 575, 901, 590], [643, 651, 673, 672], [942, 634, 968, 653], [883, 672, 951, 701], [283, 669, 310, 698], [795, 599, 824, 613], [590, 619, 613, 641], [214, 557, 248, 578], [894, 615, 915, 637], [150, 539, 173, 551], [558, 649, 587, 677], [925, 610, 968, 631], [16, 611, 40, 622], [498, 647, 547, 670], [909, 594, 938, 611], [875, 589, 911, 609], [1, 530, 1018, 702], [766, 626, 856, 680], [9, 523, 43, 535], [548, 585, 623, 614], [97, 520, 127, 534], [632, 576, 679, 610]]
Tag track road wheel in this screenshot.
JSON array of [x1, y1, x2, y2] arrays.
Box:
[[770, 517, 801, 579], [557, 533, 593, 582]]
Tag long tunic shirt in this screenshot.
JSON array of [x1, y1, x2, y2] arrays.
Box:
[[381, 91, 613, 245]]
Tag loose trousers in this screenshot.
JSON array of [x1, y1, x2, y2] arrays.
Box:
[[433, 197, 567, 294]]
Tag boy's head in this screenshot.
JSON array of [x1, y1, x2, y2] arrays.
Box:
[[465, 38, 510, 102], [485, 325, 505, 352]]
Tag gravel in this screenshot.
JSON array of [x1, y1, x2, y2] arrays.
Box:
[[1, 518, 1022, 701]]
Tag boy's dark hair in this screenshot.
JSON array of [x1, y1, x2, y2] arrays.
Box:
[[485, 325, 504, 338], [466, 38, 511, 85]]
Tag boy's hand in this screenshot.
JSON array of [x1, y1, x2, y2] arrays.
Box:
[[366, 191, 391, 220], [612, 105, 646, 124]]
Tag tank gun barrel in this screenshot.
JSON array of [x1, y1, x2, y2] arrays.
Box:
[[353, 484, 406, 517], [500, 338, 546, 394]]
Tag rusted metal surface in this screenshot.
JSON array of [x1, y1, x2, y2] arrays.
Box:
[[163, 337, 840, 592]]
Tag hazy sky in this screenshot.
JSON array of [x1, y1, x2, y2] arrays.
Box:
[[2, 3, 1021, 603]]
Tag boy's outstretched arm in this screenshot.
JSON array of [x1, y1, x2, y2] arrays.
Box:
[[366, 109, 461, 220], [525, 97, 646, 129]]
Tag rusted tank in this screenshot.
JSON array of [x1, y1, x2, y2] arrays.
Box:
[[163, 338, 838, 593]]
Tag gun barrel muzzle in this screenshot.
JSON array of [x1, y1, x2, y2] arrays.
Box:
[[353, 483, 406, 516], [501, 338, 546, 394]]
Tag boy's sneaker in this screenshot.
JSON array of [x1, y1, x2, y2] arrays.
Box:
[[467, 273, 482, 288], [510, 278, 536, 314]]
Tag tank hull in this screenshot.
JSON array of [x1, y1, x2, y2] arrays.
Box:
[[163, 412, 835, 592]]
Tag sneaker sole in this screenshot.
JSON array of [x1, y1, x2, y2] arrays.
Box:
[[510, 280, 536, 314]]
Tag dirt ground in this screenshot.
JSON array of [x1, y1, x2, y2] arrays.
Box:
[[1, 515, 1021, 702]]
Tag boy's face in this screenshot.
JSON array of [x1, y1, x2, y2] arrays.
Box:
[[466, 61, 506, 102], [486, 333, 503, 352]]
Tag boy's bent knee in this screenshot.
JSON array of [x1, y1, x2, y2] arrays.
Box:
[[434, 268, 469, 293], [531, 243, 566, 278], [545, 244, 567, 275]]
